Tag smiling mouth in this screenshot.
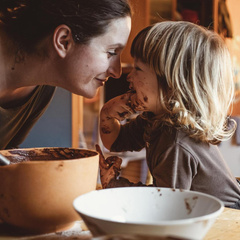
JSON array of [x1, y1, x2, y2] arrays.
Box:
[[96, 78, 107, 82], [95, 78, 108, 86]]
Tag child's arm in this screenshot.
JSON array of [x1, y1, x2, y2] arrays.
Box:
[[100, 92, 136, 150]]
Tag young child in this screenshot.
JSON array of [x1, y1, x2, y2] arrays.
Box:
[[98, 21, 240, 209]]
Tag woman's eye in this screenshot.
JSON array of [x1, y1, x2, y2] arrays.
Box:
[[107, 51, 117, 57]]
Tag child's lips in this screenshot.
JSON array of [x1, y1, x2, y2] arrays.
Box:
[[126, 90, 137, 113], [127, 89, 136, 94]]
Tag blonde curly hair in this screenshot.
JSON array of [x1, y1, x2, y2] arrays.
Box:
[[131, 21, 236, 144]]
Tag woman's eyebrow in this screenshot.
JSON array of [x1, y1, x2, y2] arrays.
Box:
[[108, 43, 125, 49]]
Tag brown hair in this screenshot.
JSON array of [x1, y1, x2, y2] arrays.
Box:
[[0, 0, 132, 52]]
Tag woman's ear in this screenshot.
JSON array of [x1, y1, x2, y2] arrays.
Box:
[[53, 25, 73, 58]]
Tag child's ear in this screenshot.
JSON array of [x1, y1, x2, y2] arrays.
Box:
[[53, 25, 73, 58]]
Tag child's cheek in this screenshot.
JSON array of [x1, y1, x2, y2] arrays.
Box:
[[135, 80, 145, 89]]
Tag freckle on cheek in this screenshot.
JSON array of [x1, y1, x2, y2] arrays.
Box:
[[144, 96, 148, 102]]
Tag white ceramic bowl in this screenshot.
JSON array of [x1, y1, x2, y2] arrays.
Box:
[[73, 187, 224, 240]]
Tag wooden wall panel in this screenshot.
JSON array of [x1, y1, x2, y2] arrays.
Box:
[[121, 0, 150, 64], [71, 94, 83, 148]]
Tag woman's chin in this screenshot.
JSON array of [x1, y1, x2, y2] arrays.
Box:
[[72, 88, 97, 99]]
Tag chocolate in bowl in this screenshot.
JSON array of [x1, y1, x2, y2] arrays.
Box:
[[0, 147, 99, 234], [5, 148, 97, 164]]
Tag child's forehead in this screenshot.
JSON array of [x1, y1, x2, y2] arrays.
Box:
[[134, 59, 156, 73], [133, 59, 147, 69], [134, 58, 146, 65]]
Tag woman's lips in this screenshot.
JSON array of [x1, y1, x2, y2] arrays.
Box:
[[96, 78, 107, 86]]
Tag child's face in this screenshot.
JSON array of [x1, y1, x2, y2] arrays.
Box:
[[128, 59, 161, 114]]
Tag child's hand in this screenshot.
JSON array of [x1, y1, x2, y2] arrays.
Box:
[[96, 144, 145, 188], [128, 93, 147, 112], [101, 91, 137, 122], [96, 144, 122, 189], [99, 90, 144, 150]]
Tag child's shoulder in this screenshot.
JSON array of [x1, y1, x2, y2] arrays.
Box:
[[175, 128, 218, 158]]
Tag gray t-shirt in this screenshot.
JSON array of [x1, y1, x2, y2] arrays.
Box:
[[111, 114, 240, 207], [0, 85, 55, 149]]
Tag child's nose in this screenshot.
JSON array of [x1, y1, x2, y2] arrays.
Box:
[[127, 73, 133, 82]]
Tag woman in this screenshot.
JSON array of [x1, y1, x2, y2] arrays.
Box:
[[0, 0, 132, 149]]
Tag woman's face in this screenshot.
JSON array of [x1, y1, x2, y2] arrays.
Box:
[[61, 16, 131, 98], [128, 59, 161, 115]]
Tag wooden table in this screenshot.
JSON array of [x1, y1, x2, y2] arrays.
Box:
[[0, 207, 239, 240], [204, 207, 240, 240]]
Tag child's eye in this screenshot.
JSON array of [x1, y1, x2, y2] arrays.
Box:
[[135, 66, 142, 71]]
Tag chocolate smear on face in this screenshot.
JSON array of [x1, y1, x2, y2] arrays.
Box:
[[101, 126, 112, 134]]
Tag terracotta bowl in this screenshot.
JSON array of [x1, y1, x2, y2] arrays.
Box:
[[0, 147, 99, 234]]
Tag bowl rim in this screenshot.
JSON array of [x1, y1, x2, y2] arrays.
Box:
[[0, 147, 99, 165], [73, 187, 224, 226], [0, 147, 99, 153]]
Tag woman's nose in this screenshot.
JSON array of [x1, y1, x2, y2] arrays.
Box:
[[108, 58, 122, 79]]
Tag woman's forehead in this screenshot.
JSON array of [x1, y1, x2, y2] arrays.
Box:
[[89, 16, 131, 48]]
